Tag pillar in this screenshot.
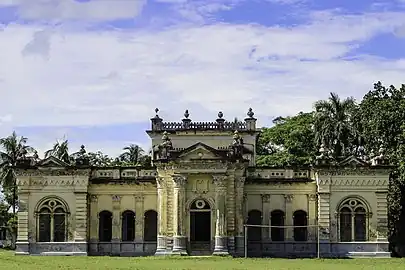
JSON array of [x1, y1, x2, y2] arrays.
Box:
[[172, 175, 187, 254], [74, 192, 88, 242], [135, 195, 144, 253], [16, 192, 29, 255], [212, 175, 229, 255], [155, 177, 167, 255], [318, 192, 330, 241], [111, 195, 121, 255], [375, 191, 388, 241], [284, 194, 294, 241], [307, 194, 317, 241], [234, 177, 245, 255], [134, 195, 144, 241], [89, 195, 98, 254], [261, 194, 270, 239]]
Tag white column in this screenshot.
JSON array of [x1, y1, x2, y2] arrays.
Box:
[[111, 195, 121, 255], [89, 195, 99, 241], [261, 194, 270, 239], [16, 192, 29, 255], [234, 177, 245, 256], [307, 194, 317, 241], [284, 194, 294, 241], [172, 174, 187, 254], [74, 192, 88, 241], [212, 175, 229, 255], [235, 177, 245, 236], [155, 177, 167, 255], [134, 195, 144, 241]]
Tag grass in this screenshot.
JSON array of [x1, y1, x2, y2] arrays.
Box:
[[0, 251, 404, 270]]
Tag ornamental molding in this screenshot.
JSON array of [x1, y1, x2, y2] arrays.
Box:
[[317, 168, 392, 176], [160, 160, 229, 171], [172, 174, 187, 187], [15, 168, 91, 177], [261, 194, 270, 203], [235, 176, 246, 188], [17, 177, 89, 187], [212, 175, 227, 188], [134, 194, 144, 202], [284, 194, 294, 203], [307, 194, 317, 201], [317, 178, 388, 186]]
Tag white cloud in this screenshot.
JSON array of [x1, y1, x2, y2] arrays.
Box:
[[2, 0, 146, 21], [1, 2, 405, 155]]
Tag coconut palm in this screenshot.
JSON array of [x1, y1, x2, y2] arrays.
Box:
[[119, 144, 145, 165], [0, 131, 34, 247], [44, 139, 70, 163], [313, 92, 357, 158]]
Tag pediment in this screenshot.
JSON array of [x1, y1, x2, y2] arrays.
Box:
[[37, 156, 69, 168], [177, 142, 225, 160], [338, 155, 369, 167]]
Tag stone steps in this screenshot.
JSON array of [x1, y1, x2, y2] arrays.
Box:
[[348, 252, 391, 258]]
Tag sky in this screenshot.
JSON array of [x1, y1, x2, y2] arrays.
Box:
[[0, 0, 405, 158]]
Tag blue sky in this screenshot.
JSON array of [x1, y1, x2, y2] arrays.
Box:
[[1, 0, 405, 157]]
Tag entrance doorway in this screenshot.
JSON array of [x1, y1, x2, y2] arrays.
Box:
[[189, 199, 211, 255]]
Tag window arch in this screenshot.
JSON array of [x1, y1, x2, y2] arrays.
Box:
[[36, 197, 68, 242], [293, 210, 308, 241], [144, 210, 157, 242], [122, 210, 135, 241], [271, 210, 285, 241], [99, 210, 112, 242], [338, 198, 369, 242]]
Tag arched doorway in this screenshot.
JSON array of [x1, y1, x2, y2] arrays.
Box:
[[189, 199, 211, 255]]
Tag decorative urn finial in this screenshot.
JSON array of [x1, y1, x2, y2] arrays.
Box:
[[80, 145, 86, 155], [184, 109, 189, 119], [247, 108, 254, 118], [155, 108, 159, 117], [218, 111, 223, 118]]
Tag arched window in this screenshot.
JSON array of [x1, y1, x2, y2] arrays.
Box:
[[99, 210, 112, 242], [247, 210, 262, 241], [293, 210, 308, 241], [36, 197, 68, 242], [144, 210, 157, 242], [271, 210, 284, 241], [122, 210, 135, 241], [338, 198, 369, 242]]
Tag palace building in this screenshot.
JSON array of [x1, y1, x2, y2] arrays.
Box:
[[14, 109, 391, 257]]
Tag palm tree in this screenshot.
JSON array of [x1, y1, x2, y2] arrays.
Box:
[[0, 132, 34, 247], [44, 139, 70, 163], [119, 144, 145, 165], [313, 92, 357, 158]]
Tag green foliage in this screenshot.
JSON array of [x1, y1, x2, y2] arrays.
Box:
[[256, 112, 315, 166], [354, 81, 405, 160], [313, 92, 358, 158], [388, 168, 405, 256]]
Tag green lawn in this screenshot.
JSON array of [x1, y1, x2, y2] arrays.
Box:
[[0, 251, 404, 270]]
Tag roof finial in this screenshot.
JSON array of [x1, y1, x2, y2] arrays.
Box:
[[184, 109, 189, 119], [155, 108, 159, 116], [218, 111, 223, 119], [247, 108, 254, 118]]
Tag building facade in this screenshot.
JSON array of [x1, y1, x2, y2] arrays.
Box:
[[14, 109, 392, 257]]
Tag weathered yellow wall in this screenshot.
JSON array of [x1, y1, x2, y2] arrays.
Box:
[[17, 170, 89, 243], [87, 182, 157, 240]]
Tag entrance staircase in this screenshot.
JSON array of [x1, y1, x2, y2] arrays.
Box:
[[189, 241, 212, 256]]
